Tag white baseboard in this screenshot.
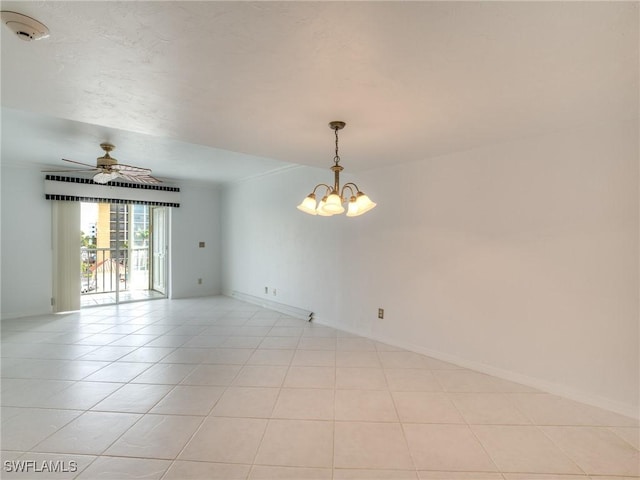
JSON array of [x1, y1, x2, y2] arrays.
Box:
[[312, 315, 639, 420], [1, 307, 53, 320], [229, 291, 313, 321]]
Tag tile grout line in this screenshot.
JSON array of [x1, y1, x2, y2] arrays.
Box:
[[444, 377, 503, 476], [158, 310, 256, 480], [246, 311, 298, 479], [376, 345, 420, 477]]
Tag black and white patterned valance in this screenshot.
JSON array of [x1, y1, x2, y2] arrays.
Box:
[[44, 175, 180, 207]]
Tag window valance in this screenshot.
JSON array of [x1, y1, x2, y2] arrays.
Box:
[[44, 175, 180, 207]]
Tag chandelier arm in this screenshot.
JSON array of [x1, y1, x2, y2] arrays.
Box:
[[311, 183, 333, 195], [342, 182, 361, 193], [340, 184, 356, 198]]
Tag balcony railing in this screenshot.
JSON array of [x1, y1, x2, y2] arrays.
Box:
[[81, 246, 149, 295]]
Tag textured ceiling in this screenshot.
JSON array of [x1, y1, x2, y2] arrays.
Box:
[[1, 1, 637, 184]]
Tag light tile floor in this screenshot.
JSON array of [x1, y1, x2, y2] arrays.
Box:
[[81, 289, 165, 308], [1, 296, 638, 479]]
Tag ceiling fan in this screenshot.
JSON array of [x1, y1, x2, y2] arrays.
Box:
[[44, 143, 161, 184]]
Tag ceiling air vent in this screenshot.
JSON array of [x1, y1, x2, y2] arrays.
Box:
[[1, 11, 49, 41]]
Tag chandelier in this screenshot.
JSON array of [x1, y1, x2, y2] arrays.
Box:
[[297, 121, 377, 217]]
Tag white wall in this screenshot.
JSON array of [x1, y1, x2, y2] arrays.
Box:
[[221, 167, 345, 321], [170, 182, 223, 299], [221, 119, 639, 417], [1, 165, 54, 318]]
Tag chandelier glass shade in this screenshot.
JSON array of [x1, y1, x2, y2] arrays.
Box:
[[297, 121, 377, 217]]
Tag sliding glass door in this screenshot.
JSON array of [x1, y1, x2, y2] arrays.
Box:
[[80, 203, 167, 307]]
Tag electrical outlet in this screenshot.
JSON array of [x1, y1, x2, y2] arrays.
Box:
[[199, 241, 205, 248], [273, 288, 277, 296], [265, 286, 268, 294], [378, 308, 384, 319], [198, 278, 203, 285]]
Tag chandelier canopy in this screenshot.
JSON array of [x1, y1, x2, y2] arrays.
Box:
[[297, 121, 376, 217]]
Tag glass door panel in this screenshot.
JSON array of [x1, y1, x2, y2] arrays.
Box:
[[151, 207, 167, 295]]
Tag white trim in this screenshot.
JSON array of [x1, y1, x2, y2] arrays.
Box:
[[1, 307, 53, 320], [227, 164, 303, 186], [229, 291, 313, 321]]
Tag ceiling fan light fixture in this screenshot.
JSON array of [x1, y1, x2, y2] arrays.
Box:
[[93, 171, 119, 184], [297, 121, 376, 218]]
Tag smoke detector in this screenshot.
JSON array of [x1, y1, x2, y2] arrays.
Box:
[[1, 11, 49, 41]]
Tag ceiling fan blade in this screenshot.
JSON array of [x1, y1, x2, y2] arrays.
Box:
[[62, 158, 98, 168], [42, 168, 99, 173], [115, 164, 153, 174], [118, 173, 162, 184], [114, 163, 162, 183]]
